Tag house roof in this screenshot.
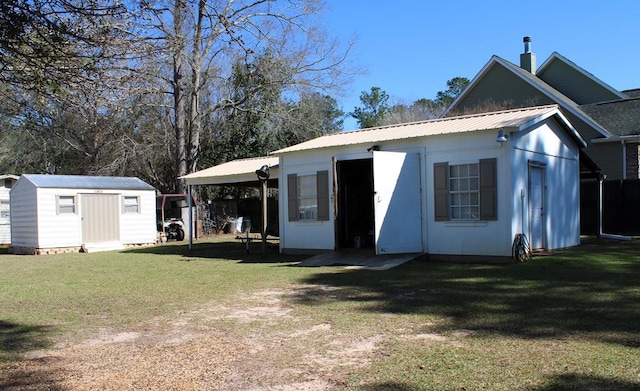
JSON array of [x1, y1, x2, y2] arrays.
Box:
[[581, 97, 640, 137], [20, 174, 156, 191], [445, 55, 611, 139], [537, 52, 627, 102], [182, 156, 279, 187], [273, 105, 585, 154]]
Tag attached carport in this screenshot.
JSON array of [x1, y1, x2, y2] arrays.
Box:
[[181, 156, 280, 249]]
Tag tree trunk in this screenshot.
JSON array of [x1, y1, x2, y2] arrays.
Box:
[[173, 0, 187, 194]]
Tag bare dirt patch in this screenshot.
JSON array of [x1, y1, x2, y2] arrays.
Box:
[[0, 284, 445, 390]]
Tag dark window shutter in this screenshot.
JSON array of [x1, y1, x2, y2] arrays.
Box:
[[479, 158, 497, 220], [434, 162, 449, 221], [287, 174, 299, 221], [317, 170, 330, 221]]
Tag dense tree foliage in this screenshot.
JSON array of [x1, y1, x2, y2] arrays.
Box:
[[0, 0, 353, 194], [352, 77, 471, 128]]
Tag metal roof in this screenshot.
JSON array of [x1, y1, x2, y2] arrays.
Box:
[[273, 105, 582, 154], [182, 156, 279, 186], [21, 174, 156, 191]]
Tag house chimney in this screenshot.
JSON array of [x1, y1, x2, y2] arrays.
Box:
[[520, 36, 536, 74]]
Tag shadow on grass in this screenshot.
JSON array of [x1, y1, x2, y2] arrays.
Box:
[[0, 320, 51, 358], [124, 236, 308, 264], [356, 374, 640, 391], [293, 237, 640, 348], [532, 373, 640, 391], [0, 320, 59, 390]]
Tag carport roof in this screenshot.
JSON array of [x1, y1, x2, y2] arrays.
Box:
[[182, 156, 279, 186]]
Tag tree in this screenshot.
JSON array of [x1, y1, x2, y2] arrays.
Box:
[[434, 77, 470, 108], [350, 86, 389, 128], [134, 0, 354, 193], [377, 77, 471, 126]]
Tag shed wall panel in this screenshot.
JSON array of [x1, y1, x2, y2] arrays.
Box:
[[9, 180, 39, 247]]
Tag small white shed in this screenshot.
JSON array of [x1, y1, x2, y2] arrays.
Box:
[[10, 174, 157, 254], [0, 174, 19, 244], [273, 105, 586, 260]]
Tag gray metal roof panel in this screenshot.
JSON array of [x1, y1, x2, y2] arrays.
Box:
[[22, 174, 156, 191]]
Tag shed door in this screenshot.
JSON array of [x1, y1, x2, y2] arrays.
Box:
[[81, 194, 120, 243], [373, 151, 422, 254], [529, 166, 545, 250]]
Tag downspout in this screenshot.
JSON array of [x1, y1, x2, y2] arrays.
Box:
[[622, 140, 627, 180]]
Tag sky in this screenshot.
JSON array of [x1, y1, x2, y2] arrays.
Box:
[[320, 0, 640, 130]]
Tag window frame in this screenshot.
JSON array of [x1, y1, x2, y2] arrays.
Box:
[[56, 195, 77, 215], [287, 171, 330, 222], [0, 200, 9, 224], [449, 163, 480, 220], [122, 195, 140, 214], [434, 158, 497, 222]]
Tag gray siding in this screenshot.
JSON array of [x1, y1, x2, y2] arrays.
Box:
[[450, 65, 552, 115], [538, 60, 621, 105]]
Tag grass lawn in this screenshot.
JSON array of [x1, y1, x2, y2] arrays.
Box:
[[1, 235, 639, 390]]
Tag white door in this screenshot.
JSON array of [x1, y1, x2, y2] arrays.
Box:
[[81, 194, 120, 243], [529, 166, 545, 250], [373, 151, 422, 254]]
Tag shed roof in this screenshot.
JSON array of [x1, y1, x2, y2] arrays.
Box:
[[20, 174, 156, 191], [182, 156, 279, 186], [274, 105, 585, 154]]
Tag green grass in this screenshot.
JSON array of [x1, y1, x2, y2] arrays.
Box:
[[1, 236, 639, 390]]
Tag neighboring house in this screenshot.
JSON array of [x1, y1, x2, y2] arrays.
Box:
[[270, 105, 585, 259], [0, 175, 19, 244], [445, 37, 640, 180], [10, 174, 157, 254]]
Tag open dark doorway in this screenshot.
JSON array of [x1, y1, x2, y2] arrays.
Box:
[[336, 159, 375, 249]]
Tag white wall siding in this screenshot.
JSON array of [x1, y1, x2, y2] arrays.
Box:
[[279, 150, 336, 252], [0, 185, 11, 244], [9, 179, 39, 247], [119, 190, 157, 244], [425, 130, 514, 256], [510, 120, 581, 250], [36, 188, 83, 248]]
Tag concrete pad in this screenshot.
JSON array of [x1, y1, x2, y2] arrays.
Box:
[[296, 249, 419, 270]]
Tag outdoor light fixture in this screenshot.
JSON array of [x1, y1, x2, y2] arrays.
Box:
[[255, 165, 270, 181], [367, 145, 380, 152], [496, 129, 508, 143]]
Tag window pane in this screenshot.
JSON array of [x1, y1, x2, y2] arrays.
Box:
[[58, 196, 75, 214], [448, 163, 479, 221], [123, 196, 139, 214], [298, 174, 318, 220], [469, 178, 479, 191]]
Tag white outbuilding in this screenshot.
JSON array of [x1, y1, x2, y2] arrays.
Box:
[[273, 105, 586, 261], [0, 174, 19, 244], [10, 174, 157, 254]]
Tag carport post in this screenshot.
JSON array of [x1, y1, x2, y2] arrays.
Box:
[[188, 184, 193, 250]]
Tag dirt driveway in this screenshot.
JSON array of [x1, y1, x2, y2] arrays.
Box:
[[2, 283, 430, 390]]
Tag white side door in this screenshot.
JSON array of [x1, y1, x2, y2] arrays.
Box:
[[529, 166, 545, 250], [373, 151, 422, 254]]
